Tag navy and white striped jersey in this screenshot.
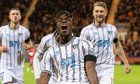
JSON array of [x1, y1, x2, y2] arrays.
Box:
[[33, 32, 57, 79], [80, 23, 117, 65], [42, 37, 96, 83], [36, 33, 56, 59], [0, 25, 30, 69]]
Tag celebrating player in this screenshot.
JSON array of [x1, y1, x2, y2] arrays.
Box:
[[39, 11, 98, 84], [80, 2, 131, 84]]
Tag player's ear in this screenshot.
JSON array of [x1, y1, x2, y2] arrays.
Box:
[[19, 15, 22, 20], [19, 12, 22, 20], [105, 9, 108, 17], [9, 12, 11, 20]]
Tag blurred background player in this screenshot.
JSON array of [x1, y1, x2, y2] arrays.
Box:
[[0, 8, 33, 84], [39, 10, 98, 84], [80, 2, 131, 84], [33, 23, 57, 84], [27, 46, 37, 72]]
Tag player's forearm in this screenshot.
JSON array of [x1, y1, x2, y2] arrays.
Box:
[[116, 44, 129, 64], [26, 40, 34, 49], [86, 61, 98, 84]]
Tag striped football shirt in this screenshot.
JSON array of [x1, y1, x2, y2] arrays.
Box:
[[80, 23, 117, 65], [34, 32, 57, 79], [42, 37, 96, 83], [0, 24, 30, 69]]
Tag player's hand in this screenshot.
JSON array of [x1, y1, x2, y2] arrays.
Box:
[[124, 64, 131, 74], [36, 78, 40, 84], [22, 43, 30, 50], [0, 46, 8, 52]]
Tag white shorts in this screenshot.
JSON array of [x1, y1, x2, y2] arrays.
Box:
[[0, 68, 24, 84], [96, 64, 114, 84]]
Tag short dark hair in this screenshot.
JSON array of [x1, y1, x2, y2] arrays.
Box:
[[9, 7, 20, 14], [55, 11, 73, 21]]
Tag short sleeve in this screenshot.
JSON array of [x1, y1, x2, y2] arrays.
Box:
[[41, 49, 52, 75], [82, 40, 95, 56], [37, 37, 49, 55], [0, 27, 4, 39], [80, 28, 88, 40], [25, 28, 30, 40], [113, 26, 119, 43], [81, 40, 97, 62], [114, 26, 118, 38]]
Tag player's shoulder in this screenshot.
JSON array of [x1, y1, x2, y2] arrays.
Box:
[[0, 25, 5, 30], [75, 37, 91, 45], [80, 24, 94, 35], [41, 32, 55, 42], [0, 25, 9, 31], [107, 23, 117, 29], [19, 25, 29, 30], [84, 23, 93, 29]]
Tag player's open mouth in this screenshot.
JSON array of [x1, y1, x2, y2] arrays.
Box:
[[61, 26, 67, 30]]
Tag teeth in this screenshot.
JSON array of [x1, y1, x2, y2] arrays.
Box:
[[62, 26, 67, 29]]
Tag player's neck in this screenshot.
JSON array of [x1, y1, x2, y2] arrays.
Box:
[[94, 21, 105, 28], [9, 22, 19, 29], [57, 34, 73, 44]]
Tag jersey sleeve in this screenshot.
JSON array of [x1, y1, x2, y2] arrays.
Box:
[[82, 40, 97, 62], [36, 37, 49, 58], [33, 36, 50, 79], [41, 48, 52, 75], [25, 28, 30, 40], [114, 26, 118, 38], [82, 40, 95, 56], [0, 27, 4, 39], [113, 26, 118, 43], [80, 27, 88, 40]]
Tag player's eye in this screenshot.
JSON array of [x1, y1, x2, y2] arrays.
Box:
[[11, 13, 15, 15], [100, 10, 104, 13], [16, 13, 19, 15], [95, 10, 99, 13]]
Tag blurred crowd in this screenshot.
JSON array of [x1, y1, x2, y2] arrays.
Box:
[[0, 0, 31, 25], [120, 38, 140, 57], [115, 0, 140, 57], [0, 0, 140, 57], [115, 0, 140, 32], [29, 0, 112, 43]]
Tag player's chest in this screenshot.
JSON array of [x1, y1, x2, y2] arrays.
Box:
[[52, 45, 81, 69], [54, 45, 80, 59], [89, 28, 114, 42], [2, 29, 24, 39]]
